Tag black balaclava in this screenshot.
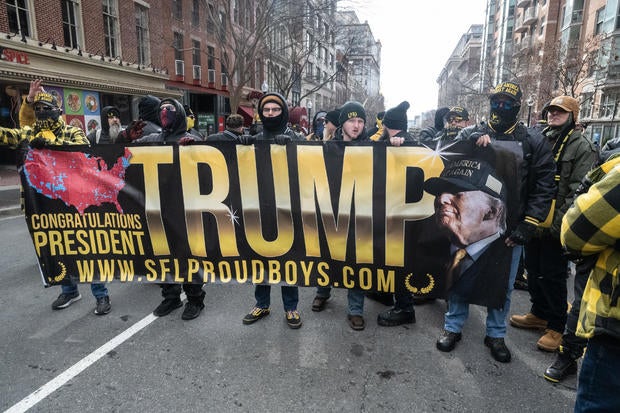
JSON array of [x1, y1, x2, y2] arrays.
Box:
[[139, 95, 162, 125], [257, 92, 289, 135], [158, 98, 188, 142], [313, 111, 327, 137], [488, 97, 521, 133]]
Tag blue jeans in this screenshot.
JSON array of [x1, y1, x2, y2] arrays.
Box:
[[254, 285, 298, 311], [574, 336, 620, 413], [444, 245, 522, 338], [61, 282, 108, 299], [315, 287, 364, 315]]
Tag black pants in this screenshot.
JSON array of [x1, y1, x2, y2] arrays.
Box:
[[393, 291, 414, 311], [562, 255, 596, 359], [524, 235, 569, 332], [161, 283, 204, 303]]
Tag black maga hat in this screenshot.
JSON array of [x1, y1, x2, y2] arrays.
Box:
[[424, 159, 506, 201]]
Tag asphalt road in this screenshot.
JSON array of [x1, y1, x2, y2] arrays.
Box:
[[0, 214, 577, 412]]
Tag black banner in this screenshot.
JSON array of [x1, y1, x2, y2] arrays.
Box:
[[23, 140, 523, 308]]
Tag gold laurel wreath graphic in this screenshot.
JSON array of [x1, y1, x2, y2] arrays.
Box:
[[49, 262, 67, 283], [405, 273, 435, 294]]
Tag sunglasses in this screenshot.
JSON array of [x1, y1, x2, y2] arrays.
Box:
[[446, 116, 464, 123], [33, 105, 54, 112], [161, 103, 176, 111], [490, 100, 518, 111]]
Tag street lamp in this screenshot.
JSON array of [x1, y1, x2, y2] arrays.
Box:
[[261, 81, 269, 93], [306, 99, 313, 123], [526, 95, 535, 127]]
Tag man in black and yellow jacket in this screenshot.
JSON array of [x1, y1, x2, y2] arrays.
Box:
[[561, 156, 620, 413]]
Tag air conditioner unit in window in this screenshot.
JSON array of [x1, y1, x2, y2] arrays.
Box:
[[192, 65, 201, 80], [221, 73, 228, 89], [207, 69, 215, 83], [175, 60, 185, 77]]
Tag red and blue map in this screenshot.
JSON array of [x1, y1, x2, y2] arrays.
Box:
[[23, 148, 131, 214]]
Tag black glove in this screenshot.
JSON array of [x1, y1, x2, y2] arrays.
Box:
[[29, 137, 48, 149], [507, 221, 538, 245], [274, 134, 291, 145], [238, 135, 255, 145]]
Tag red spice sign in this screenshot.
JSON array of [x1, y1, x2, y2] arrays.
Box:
[[0, 47, 30, 64]]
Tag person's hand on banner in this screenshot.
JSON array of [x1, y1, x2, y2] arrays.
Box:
[[506, 221, 537, 246], [178, 136, 196, 145], [238, 135, 255, 145], [274, 135, 291, 145]]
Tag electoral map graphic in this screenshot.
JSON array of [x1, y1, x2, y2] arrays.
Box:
[[23, 148, 131, 214]]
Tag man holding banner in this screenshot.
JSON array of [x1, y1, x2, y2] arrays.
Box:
[[435, 82, 556, 363]]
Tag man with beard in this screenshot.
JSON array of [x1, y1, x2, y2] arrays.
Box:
[[444, 81, 555, 362], [87, 106, 124, 144], [1, 79, 112, 316]]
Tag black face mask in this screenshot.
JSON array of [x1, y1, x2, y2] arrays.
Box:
[[262, 113, 285, 132], [488, 99, 520, 133], [34, 106, 61, 122]]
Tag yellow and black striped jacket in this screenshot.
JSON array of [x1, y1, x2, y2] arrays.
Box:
[[561, 158, 620, 340]]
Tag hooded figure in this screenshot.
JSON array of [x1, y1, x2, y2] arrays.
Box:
[[255, 92, 303, 140], [87, 106, 123, 145], [306, 110, 327, 141], [138, 95, 163, 136], [135, 98, 200, 143]]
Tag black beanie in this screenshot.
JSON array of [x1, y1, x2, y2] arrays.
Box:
[[325, 109, 340, 126], [383, 101, 410, 130], [338, 101, 366, 126]]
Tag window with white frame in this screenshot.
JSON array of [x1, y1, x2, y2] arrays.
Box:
[[102, 0, 119, 57], [135, 3, 150, 66], [62, 0, 82, 49], [6, 0, 31, 37]]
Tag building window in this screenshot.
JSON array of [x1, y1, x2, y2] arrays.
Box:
[[62, 0, 81, 49], [192, 40, 201, 66], [192, 0, 200, 26], [595, 8, 604, 34], [580, 93, 593, 119], [207, 46, 215, 70], [102, 0, 119, 57], [135, 4, 150, 66], [207, 3, 215, 34], [6, 0, 31, 37], [172, 0, 182, 20], [173, 32, 184, 61], [600, 93, 618, 118]]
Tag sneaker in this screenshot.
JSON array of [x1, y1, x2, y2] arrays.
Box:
[[377, 308, 416, 326], [51, 292, 82, 310], [544, 352, 578, 383], [285, 310, 302, 329], [181, 301, 205, 320], [484, 336, 511, 363], [94, 296, 111, 315], [537, 329, 563, 352], [509, 312, 547, 330], [153, 298, 183, 317], [242, 307, 270, 325]]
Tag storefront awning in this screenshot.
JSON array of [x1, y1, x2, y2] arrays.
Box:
[[237, 105, 254, 125]]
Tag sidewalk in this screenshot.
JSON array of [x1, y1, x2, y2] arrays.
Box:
[[0, 164, 21, 217]]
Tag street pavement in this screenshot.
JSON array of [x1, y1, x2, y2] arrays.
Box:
[[0, 208, 580, 412]]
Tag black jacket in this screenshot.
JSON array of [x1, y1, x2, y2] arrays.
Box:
[[207, 129, 244, 141]]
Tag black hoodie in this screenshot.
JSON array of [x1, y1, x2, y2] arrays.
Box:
[[138, 95, 162, 136], [254, 92, 302, 140], [136, 98, 195, 143]]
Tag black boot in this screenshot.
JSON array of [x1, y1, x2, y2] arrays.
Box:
[[544, 352, 578, 383], [377, 307, 416, 326], [182, 291, 205, 320], [153, 297, 182, 317]]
